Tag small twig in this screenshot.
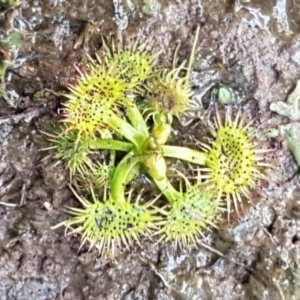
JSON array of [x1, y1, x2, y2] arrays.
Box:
[[198, 240, 273, 289], [0, 201, 17, 207], [186, 25, 200, 76], [0, 84, 15, 107], [0, 182, 26, 207], [261, 227, 278, 245], [132, 269, 145, 299], [138, 255, 176, 292], [274, 280, 286, 300], [198, 240, 250, 269], [20, 183, 26, 205], [0, 106, 48, 125], [0, 176, 19, 197]]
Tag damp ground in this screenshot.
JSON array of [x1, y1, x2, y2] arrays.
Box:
[[1, 0, 300, 299]]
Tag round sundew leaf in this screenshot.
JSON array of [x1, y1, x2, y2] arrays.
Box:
[[73, 160, 114, 194], [62, 61, 133, 137], [143, 66, 196, 120], [100, 37, 159, 87], [156, 186, 223, 250], [41, 126, 93, 176], [202, 110, 270, 218], [107, 50, 154, 84], [54, 189, 164, 254]]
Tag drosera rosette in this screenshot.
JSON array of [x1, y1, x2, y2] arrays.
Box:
[[152, 172, 224, 250], [198, 108, 271, 220]]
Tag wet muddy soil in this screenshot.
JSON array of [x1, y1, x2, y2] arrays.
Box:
[[1, 0, 300, 299]]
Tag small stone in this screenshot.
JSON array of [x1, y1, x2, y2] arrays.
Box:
[[217, 87, 233, 105], [141, 4, 152, 16], [210, 30, 219, 39]]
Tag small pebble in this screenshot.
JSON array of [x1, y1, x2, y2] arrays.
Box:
[[210, 30, 219, 39], [217, 87, 233, 105]]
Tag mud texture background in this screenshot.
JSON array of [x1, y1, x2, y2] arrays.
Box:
[[1, 0, 300, 299]]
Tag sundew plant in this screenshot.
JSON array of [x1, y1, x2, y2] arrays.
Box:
[[44, 26, 270, 254]]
